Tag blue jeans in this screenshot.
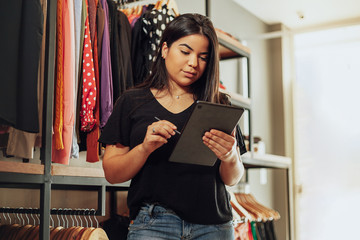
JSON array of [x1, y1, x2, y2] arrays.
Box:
[[127, 203, 235, 240]]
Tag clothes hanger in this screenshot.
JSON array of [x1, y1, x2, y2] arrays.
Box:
[[136, 4, 143, 15], [86, 228, 109, 240], [235, 192, 267, 221], [229, 191, 254, 221], [247, 194, 280, 220], [154, 0, 163, 10], [231, 207, 242, 221], [166, 0, 179, 16]]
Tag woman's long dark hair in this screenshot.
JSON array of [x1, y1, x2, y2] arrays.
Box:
[[138, 13, 226, 104]]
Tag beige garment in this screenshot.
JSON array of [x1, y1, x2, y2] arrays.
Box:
[[7, 127, 37, 159], [6, 0, 47, 159]]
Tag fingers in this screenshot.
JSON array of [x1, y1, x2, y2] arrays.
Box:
[[202, 129, 236, 158], [149, 120, 177, 139], [142, 120, 178, 153]]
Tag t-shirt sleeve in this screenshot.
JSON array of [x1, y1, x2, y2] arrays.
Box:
[[98, 94, 131, 146]]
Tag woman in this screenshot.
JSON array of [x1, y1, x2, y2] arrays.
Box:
[[99, 13, 246, 239]]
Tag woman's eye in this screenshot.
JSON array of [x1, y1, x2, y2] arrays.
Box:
[[200, 56, 208, 62], [181, 50, 189, 55]]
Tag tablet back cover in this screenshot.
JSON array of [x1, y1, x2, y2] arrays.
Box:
[[168, 101, 244, 166]]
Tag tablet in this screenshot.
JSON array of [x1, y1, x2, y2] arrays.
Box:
[[168, 100, 244, 166]]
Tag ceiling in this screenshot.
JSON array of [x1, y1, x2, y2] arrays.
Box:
[[233, 0, 360, 31]]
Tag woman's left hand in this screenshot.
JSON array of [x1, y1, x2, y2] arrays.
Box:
[[202, 129, 237, 163]]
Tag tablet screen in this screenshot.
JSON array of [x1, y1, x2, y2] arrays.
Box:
[[168, 101, 244, 166]]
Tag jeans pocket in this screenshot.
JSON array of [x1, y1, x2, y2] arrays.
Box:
[[129, 210, 155, 231], [215, 220, 235, 231]]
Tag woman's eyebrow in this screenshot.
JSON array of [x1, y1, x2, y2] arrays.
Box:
[[179, 43, 208, 55]]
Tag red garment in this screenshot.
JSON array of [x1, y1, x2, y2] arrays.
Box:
[[248, 222, 254, 240], [80, 0, 97, 132], [0, 125, 9, 134], [86, 0, 100, 163]]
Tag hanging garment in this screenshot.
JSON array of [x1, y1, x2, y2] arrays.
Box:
[[131, 5, 174, 86], [88, 0, 97, 45], [80, 0, 97, 132], [75, 0, 87, 150], [86, 0, 101, 163], [99, 0, 113, 129], [251, 221, 258, 240], [108, 0, 125, 101], [107, 0, 134, 102], [256, 222, 267, 240], [0, 126, 9, 152], [6, 0, 48, 159], [264, 221, 277, 240], [118, 10, 134, 90], [0, 0, 43, 133], [248, 222, 254, 240], [53, 0, 65, 150], [6, 128, 37, 159], [101, 214, 130, 240], [70, 0, 83, 159], [52, 0, 76, 164], [96, 2, 105, 60]]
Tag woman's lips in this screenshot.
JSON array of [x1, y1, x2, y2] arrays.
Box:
[[183, 71, 196, 78]]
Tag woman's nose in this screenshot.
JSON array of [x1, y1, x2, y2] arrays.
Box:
[[188, 54, 198, 68]]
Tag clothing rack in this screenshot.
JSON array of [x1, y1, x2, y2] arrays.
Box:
[[0, 207, 99, 217], [116, 0, 156, 8], [0, 0, 130, 239], [0, 208, 108, 240]]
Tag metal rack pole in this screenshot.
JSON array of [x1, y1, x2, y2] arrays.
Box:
[[40, 0, 56, 238]]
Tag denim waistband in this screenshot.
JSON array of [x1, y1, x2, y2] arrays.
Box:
[[142, 203, 177, 216]]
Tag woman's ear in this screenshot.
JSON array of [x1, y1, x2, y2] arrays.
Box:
[[161, 42, 168, 59]]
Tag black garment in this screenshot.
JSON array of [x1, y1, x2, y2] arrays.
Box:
[[107, 1, 133, 102], [131, 6, 174, 86], [264, 221, 277, 240], [102, 214, 130, 240], [99, 88, 247, 225], [117, 10, 134, 90], [107, 0, 124, 102], [0, 0, 43, 133], [256, 222, 267, 240]]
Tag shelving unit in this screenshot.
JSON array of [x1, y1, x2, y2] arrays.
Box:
[[0, 161, 130, 239], [0, 1, 292, 239], [0, 0, 130, 239], [216, 26, 293, 239]]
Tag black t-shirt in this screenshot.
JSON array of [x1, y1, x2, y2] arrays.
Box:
[[99, 88, 247, 224]]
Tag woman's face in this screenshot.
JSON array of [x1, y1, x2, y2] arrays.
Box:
[[162, 34, 209, 89]]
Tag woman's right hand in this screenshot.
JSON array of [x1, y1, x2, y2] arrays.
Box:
[[141, 119, 178, 154]]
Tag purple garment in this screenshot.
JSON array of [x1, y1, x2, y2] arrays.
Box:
[[130, 15, 140, 29], [100, 0, 113, 128], [131, 5, 149, 28]]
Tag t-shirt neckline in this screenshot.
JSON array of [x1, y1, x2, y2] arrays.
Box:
[[148, 88, 196, 115]]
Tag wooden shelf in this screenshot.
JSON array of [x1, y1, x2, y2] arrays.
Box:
[[242, 152, 292, 169], [0, 161, 44, 175], [51, 165, 105, 178], [0, 161, 105, 178], [220, 89, 251, 109], [216, 29, 250, 59]]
